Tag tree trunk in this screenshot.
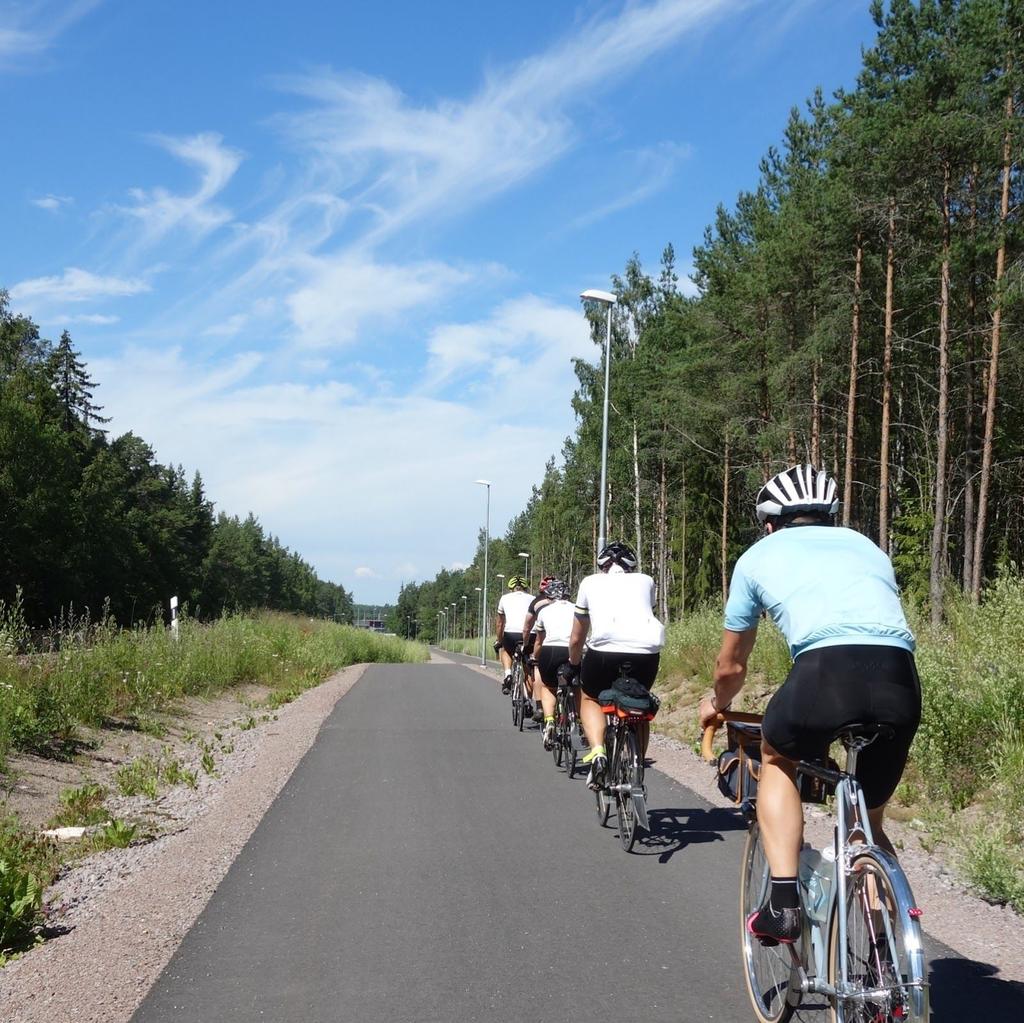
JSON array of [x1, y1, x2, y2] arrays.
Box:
[[963, 165, 979, 591], [721, 437, 730, 604], [973, 95, 1014, 601], [811, 358, 821, 466], [632, 418, 643, 571], [929, 163, 952, 627], [680, 462, 687, 617], [879, 197, 896, 552], [843, 235, 863, 526], [659, 452, 668, 621]]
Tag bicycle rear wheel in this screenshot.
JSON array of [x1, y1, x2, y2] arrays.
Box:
[[515, 669, 526, 732], [615, 728, 641, 852], [552, 690, 565, 766], [828, 849, 928, 1022], [565, 717, 578, 778], [511, 663, 523, 728], [740, 823, 797, 1023]]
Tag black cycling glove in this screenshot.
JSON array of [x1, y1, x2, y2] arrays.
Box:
[[557, 661, 580, 682]]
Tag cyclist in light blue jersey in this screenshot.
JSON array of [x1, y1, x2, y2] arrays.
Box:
[[699, 465, 921, 946]]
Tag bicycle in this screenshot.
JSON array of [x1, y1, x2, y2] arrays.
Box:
[[551, 666, 583, 778], [593, 666, 658, 852], [509, 645, 527, 732], [702, 712, 929, 1023]]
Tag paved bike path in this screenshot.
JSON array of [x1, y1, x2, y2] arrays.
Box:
[[132, 661, 1020, 1022]]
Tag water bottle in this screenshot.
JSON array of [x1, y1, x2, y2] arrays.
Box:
[[799, 844, 835, 923]]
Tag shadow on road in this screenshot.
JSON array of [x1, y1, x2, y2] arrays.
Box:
[[928, 956, 1024, 1019], [634, 805, 747, 862]]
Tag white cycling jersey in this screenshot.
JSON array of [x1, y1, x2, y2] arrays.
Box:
[[496, 590, 533, 634], [574, 571, 665, 654], [534, 599, 575, 646]]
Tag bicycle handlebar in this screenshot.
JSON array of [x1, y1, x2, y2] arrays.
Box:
[[700, 710, 763, 763]]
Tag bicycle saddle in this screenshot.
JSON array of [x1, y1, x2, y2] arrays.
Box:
[[834, 721, 895, 747]]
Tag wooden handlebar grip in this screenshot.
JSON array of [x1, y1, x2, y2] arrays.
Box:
[[701, 724, 719, 763]]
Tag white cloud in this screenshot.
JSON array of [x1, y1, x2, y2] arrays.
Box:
[[56, 313, 120, 325], [10, 267, 150, 305], [354, 566, 376, 578], [424, 295, 590, 400], [203, 313, 249, 338], [270, 0, 739, 243], [118, 132, 244, 245], [287, 254, 473, 348], [89, 342, 571, 600], [31, 193, 73, 212], [0, 1, 102, 67]]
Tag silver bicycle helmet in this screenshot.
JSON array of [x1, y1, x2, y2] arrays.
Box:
[[755, 465, 839, 524]]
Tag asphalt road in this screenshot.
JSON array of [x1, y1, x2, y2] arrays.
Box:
[[132, 659, 1022, 1022]]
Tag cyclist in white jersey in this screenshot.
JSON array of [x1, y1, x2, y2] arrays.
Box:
[[565, 541, 665, 791], [496, 576, 533, 697], [530, 580, 576, 749], [699, 465, 920, 946]]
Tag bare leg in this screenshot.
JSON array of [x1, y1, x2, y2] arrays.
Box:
[[867, 805, 896, 857], [580, 692, 607, 752], [757, 739, 803, 878], [499, 648, 511, 675], [540, 682, 556, 719]]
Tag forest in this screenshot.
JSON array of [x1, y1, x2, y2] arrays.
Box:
[[392, 0, 1024, 641], [0, 294, 353, 630]]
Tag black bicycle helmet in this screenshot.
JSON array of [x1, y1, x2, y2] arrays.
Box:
[[546, 579, 571, 600], [596, 541, 638, 572]]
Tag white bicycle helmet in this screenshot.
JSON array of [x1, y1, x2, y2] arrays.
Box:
[[755, 465, 839, 524], [596, 541, 638, 572]]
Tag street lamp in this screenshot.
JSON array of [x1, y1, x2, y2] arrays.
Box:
[[518, 551, 530, 590], [581, 287, 617, 554], [441, 608, 447, 648], [451, 602, 457, 647], [474, 480, 491, 666], [461, 595, 468, 638]]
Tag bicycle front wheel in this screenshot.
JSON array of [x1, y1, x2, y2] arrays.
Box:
[[740, 823, 797, 1023], [828, 849, 928, 1023], [615, 728, 640, 852]]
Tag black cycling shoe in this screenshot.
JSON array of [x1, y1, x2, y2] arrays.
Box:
[[746, 906, 801, 946], [532, 705, 544, 723], [501, 676, 512, 695], [585, 755, 607, 792]]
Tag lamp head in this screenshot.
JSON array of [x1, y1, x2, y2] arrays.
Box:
[[580, 288, 617, 305]]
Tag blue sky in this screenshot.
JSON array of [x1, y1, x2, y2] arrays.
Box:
[[2, 0, 877, 604]]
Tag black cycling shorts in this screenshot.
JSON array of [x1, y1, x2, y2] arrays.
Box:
[[536, 645, 570, 687], [579, 648, 660, 700], [501, 632, 524, 657], [762, 644, 921, 809]]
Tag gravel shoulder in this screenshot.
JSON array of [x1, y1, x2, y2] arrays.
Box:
[[0, 663, 367, 1023]]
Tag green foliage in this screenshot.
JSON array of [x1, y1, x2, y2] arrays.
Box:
[[92, 819, 139, 850], [115, 756, 160, 799], [49, 784, 109, 827], [0, 814, 56, 959]]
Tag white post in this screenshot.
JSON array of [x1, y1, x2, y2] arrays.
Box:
[[170, 595, 179, 642]]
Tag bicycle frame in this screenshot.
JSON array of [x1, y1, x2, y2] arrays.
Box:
[[602, 708, 650, 832], [788, 760, 928, 1017]]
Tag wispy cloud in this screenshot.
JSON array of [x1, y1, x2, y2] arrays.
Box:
[[31, 193, 73, 212], [566, 142, 691, 232], [10, 267, 150, 306], [424, 295, 591, 403], [56, 312, 120, 325], [286, 254, 474, 348], [273, 0, 740, 244], [0, 0, 102, 68], [117, 132, 244, 246]]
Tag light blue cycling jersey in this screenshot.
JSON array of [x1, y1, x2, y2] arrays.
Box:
[[724, 525, 915, 658]]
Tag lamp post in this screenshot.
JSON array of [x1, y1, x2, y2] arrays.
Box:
[[461, 595, 468, 638], [473, 480, 491, 666], [451, 602, 457, 647], [441, 608, 447, 648], [518, 551, 530, 590], [580, 288, 617, 554]]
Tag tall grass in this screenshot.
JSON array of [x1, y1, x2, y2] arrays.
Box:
[[655, 574, 1024, 910], [439, 635, 497, 657], [0, 611, 427, 766]]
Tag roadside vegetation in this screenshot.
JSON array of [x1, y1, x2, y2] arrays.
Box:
[[0, 610, 426, 960], [654, 573, 1024, 913]]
